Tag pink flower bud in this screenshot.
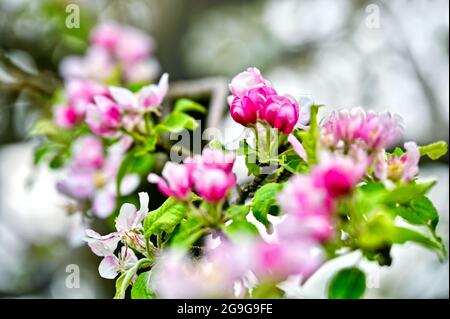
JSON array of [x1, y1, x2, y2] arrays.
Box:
[[54, 104, 81, 129], [312, 152, 366, 198], [148, 162, 192, 200], [260, 95, 299, 134], [192, 167, 236, 202], [199, 148, 236, 173], [229, 67, 270, 98], [90, 23, 123, 52], [86, 96, 122, 136], [230, 95, 258, 126]]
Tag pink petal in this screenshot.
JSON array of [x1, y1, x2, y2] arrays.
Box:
[[99, 256, 120, 279]]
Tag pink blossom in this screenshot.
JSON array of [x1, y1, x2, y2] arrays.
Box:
[[71, 136, 104, 171], [85, 192, 150, 269], [153, 252, 232, 298], [312, 152, 366, 198], [124, 58, 160, 83], [374, 142, 420, 183], [195, 148, 236, 173], [98, 247, 138, 279], [230, 86, 277, 127], [86, 96, 122, 136], [60, 47, 115, 82], [277, 175, 335, 241], [66, 79, 109, 112], [148, 162, 192, 200], [192, 166, 236, 202], [90, 23, 123, 52], [58, 153, 139, 218], [109, 73, 169, 112], [260, 95, 299, 134], [54, 104, 81, 129], [229, 67, 271, 98], [322, 107, 403, 151]]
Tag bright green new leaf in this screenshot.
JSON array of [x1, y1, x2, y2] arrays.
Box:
[[131, 271, 156, 299], [155, 112, 198, 133], [168, 215, 206, 249], [382, 180, 436, 205], [225, 205, 251, 220], [392, 196, 439, 232], [173, 98, 206, 114], [328, 267, 366, 299], [144, 197, 187, 238], [224, 219, 259, 237], [252, 183, 282, 229], [418, 141, 448, 160]]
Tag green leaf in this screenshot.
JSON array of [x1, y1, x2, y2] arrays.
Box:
[[224, 219, 259, 237], [131, 271, 156, 299], [225, 205, 251, 220], [419, 141, 448, 160], [251, 281, 284, 299], [173, 98, 206, 114], [155, 112, 198, 133], [328, 267, 366, 299], [252, 183, 282, 228], [241, 140, 260, 176], [359, 211, 445, 259], [297, 104, 321, 165], [382, 180, 436, 205], [135, 135, 157, 156], [144, 197, 187, 238], [168, 216, 206, 249], [114, 273, 127, 299], [114, 258, 151, 299], [392, 196, 439, 232], [390, 147, 405, 157]]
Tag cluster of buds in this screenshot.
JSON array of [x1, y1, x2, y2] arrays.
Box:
[[229, 67, 300, 134], [148, 148, 236, 202]]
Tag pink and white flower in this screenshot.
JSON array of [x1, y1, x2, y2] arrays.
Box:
[[277, 175, 335, 241], [229, 67, 271, 98], [192, 166, 236, 202], [86, 96, 122, 136], [71, 135, 105, 171], [374, 141, 420, 184], [148, 162, 192, 201], [54, 104, 81, 129], [109, 73, 169, 112], [322, 107, 403, 151], [98, 247, 138, 279]]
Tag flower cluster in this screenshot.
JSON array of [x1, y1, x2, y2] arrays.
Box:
[[61, 22, 159, 83], [229, 67, 300, 134], [148, 148, 237, 202]]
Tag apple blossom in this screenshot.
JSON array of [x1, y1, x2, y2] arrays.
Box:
[[260, 95, 299, 134], [192, 166, 236, 202], [229, 67, 271, 98], [322, 107, 403, 151], [54, 104, 81, 129], [374, 142, 420, 184], [71, 135, 105, 171], [148, 162, 192, 200], [86, 96, 122, 136], [98, 247, 138, 279], [277, 175, 335, 241]]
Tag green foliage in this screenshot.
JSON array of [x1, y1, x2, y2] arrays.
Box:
[[168, 215, 207, 249], [131, 271, 156, 299], [418, 141, 448, 160], [155, 112, 199, 133], [328, 267, 366, 299], [114, 259, 151, 299], [391, 196, 439, 232], [173, 98, 207, 114], [382, 180, 436, 205], [251, 281, 284, 299], [297, 104, 321, 165], [225, 205, 250, 220], [251, 183, 282, 229], [224, 218, 259, 237], [144, 197, 187, 239]]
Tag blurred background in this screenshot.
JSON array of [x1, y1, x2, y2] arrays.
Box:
[[0, 0, 448, 298]]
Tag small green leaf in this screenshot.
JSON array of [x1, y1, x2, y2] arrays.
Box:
[[383, 180, 436, 205], [328, 267, 366, 299], [155, 112, 198, 133], [114, 258, 151, 299], [144, 197, 187, 238], [173, 98, 206, 114], [390, 147, 405, 157], [135, 135, 157, 155], [252, 183, 282, 228], [114, 273, 127, 299], [418, 141, 448, 160], [392, 196, 439, 232], [131, 271, 156, 299], [225, 205, 251, 220], [168, 216, 206, 249], [224, 219, 259, 237], [251, 281, 284, 299], [297, 104, 321, 165]]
